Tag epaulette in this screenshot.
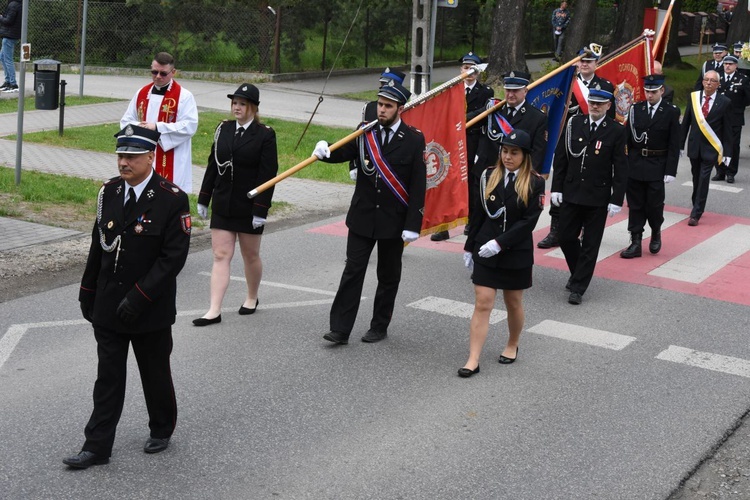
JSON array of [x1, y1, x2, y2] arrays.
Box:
[[407, 124, 423, 134], [104, 176, 121, 186], [160, 180, 183, 195]]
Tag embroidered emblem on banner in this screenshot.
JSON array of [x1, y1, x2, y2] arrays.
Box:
[[424, 140, 451, 190], [615, 82, 635, 121]]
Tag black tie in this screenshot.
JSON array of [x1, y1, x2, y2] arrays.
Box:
[[234, 127, 244, 145], [508, 107, 515, 118], [382, 127, 390, 147], [508, 172, 515, 186], [649, 105, 656, 119], [590, 122, 597, 134], [466, 86, 471, 98], [124, 187, 136, 220]]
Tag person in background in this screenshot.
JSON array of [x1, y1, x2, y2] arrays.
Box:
[[0, 0, 21, 93], [551, 1, 571, 62], [460, 130, 545, 378], [194, 84, 279, 326], [715, 55, 750, 183], [694, 44, 727, 91]]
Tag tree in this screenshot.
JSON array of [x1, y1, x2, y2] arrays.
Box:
[[610, 0, 650, 50], [727, 0, 749, 45], [485, 0, 530, 85], [562, 0, 598, 61]]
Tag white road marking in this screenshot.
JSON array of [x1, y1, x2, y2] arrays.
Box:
[[0, 319, 88, 371], [656, 345, 750, 379], [526, 319, 636, 350], [406, 296, 507, 324], [648, 224, 750, 283], [682, 181, 743, 193]]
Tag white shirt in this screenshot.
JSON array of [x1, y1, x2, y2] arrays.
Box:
[[124, 169, 154, 205], [382, 118, 402, 142]]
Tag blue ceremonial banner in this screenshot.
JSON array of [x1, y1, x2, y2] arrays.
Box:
[[526, 65, 577, 175]]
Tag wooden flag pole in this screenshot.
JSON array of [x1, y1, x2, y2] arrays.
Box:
[[652, 0, 675, 59]]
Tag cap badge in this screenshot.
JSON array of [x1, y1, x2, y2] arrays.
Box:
[[510, 133, 517, 139], [384, 67, 391, 72], [242, 85, 247, 91], [594, 83, 601, 90], [509, 71, 515, 78], [125, 125, 134, 136]]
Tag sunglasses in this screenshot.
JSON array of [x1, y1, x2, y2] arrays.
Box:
[[150, 69, 172, 77]]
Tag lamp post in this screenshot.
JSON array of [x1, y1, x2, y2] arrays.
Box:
[[267, 5, 281, 74]]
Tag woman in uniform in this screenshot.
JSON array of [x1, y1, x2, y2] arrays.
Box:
[[459, 130, 545, 377], [194, 84, 278, 326]]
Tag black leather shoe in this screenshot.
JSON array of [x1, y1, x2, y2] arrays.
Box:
[[361, 329, 387, 343], [537, 231, 559, 248], [63, 450, 109, 469], [457, 366, 480, 378], [192, 315, 221, 326], [649, 231, 661, 254], [144, 437, 170, 454], [323, 331, 349, 345], [711, 173, 726, 181], [727, 175, 735, 184], [239, 299, 259, 315], [568, 292, 583, 305], [498, 347, 518, 364], [430, 230, 449, 241], [463, 225, 470, 235], [688, 217, 699, 227]]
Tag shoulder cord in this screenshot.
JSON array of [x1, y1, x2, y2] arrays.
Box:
[[566, 118, 587, 159], [479, 169, 507, 231], [629, 106, 647, 144], [360, 127, 377, 176], [486, 100, 505, 142], [213, 121, 233, 181], [97, 185, 120, 253]]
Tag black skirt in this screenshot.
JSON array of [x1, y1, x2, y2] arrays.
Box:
[[210, 212, 264, 235], [472, 260, 532, 290]]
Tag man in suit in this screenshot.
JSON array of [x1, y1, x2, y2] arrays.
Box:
[[681, 70, 733, 226], [432, 52, 493, 241], [620, 75, 681, 259], [312, 82, 426, 344], [715, 55, 750, 183], [694, 44, 727, 91], [538, 46, 614, 250], [63, 125, 191, 469], [551, 87, 627, 305]]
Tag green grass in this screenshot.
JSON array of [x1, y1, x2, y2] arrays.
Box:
[[0, 95, 122, 114]]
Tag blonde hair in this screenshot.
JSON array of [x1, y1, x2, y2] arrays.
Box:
[[484, 147, 534, 207]]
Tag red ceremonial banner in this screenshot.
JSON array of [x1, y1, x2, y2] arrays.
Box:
[[403, 84, 469, 234], [597, 38, 653, 124]]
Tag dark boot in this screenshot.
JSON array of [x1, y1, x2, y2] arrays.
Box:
[[431, 230, 449, 241], [620, 232, 643, 259], [649, 229, 662, 254], [537, 216, 559, 248]]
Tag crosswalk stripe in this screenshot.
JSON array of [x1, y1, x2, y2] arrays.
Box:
[[648, 224, 750, 283], [406, 296, 507, 324], [526, 319, 636, 350], [682, 181, 743, 194], [656, 345, 750, 379]]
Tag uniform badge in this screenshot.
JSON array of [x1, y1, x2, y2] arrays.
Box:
[[538, 193, 546, 210], [180, 213, 192, 235], [116, 185, 122, 195], [595, 140, 602, 155], [490, 195, 496, 201], [107, 220, 114, 229], [172, 187, 179, 193], [146, 189, 155, 199], [134, 224, 144, 234]]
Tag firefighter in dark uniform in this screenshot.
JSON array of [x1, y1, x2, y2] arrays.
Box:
[[551, 87, 627, 305], [694, 43, 727, 90], [475, 71, 548, 175], [715, 55, 750, 183], [538, 46, 614, 249], [64, 125, 191, 469], [312, 82, 426, 344], [432, 52, 494, 241], [619, 74, 681, 259]]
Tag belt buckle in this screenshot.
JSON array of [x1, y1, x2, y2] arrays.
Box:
[[641, 148, 649, 157]]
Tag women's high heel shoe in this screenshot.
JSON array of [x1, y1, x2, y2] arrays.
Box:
[[457, 366, 480, 378], [239, 299, 259, 315]]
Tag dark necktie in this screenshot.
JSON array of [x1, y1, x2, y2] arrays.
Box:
[[507, 172, 515, 186], [465, 86, 471, 98], [649, 105, 656, 119], [702, 95, 711, 118], [382, 127, 391, 147], [508, 107, 515, 118], [590, 122, 597, 134], [234, 127, 244, 145], [124, 187, 136, 220]]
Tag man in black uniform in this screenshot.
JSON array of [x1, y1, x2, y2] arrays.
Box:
[[312, 82, 426, 344], [432, 52, 493, 240], [63, 125, 191, 469], [620, 74, 681, 259], [538, 46, 613, 249], [714, 55, 750, 183], [551, 87, 627, 305], [681, 69, 733, 226], [694, 43, 727, 90]]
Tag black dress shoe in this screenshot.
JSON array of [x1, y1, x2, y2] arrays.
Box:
[[457, 366, 480, 378], [362, 329, 387, 343], [192, 315, 221, 326], [430, 230, 450, 241], [63, 450, 109, 469], [498, 347, 518, 364], [688, 217, 699, 227], [144, 437, 170, 454], [711, 173, 726, 181], [239, 299, 259, 315], [463, 225, 470, 235], [323, 330, 349, 345], [727, 175, 735, 184], [568, 292, 583, 305]]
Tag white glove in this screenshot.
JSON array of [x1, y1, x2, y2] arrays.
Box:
[[312, 140, 330, 160], [401, 230, 419, 243], [478, 240, 501, 258], [252, 216, 266, 229], [349, 169, 357, 181], [550, 192, 563, 207], [724, 156, 732, 166], [197, 203, 208, 219], [664, 175, 675, 184], [607, 204, 622, 217], [463, 252, 474, 270]]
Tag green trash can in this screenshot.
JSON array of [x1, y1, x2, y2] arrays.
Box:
[[33, 59, 61, 110]]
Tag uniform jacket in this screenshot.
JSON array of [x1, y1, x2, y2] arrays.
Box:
[[474, 101, 548, 175], [551, 114, 628, 207], [627, 99, 681, 181], [680, 91, 733, 164], [79, 173, 191, 334], [465, 82, 495, 133], [0, 0, 21, 40], [662, 85, 675, 104], [324, 122, 427, 239], [465, 168, 545, 269], [719, 71, 750, 126], [694, 60, 725, 90], [198, 119, 279, 219], [569, 74, 616, 119]]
